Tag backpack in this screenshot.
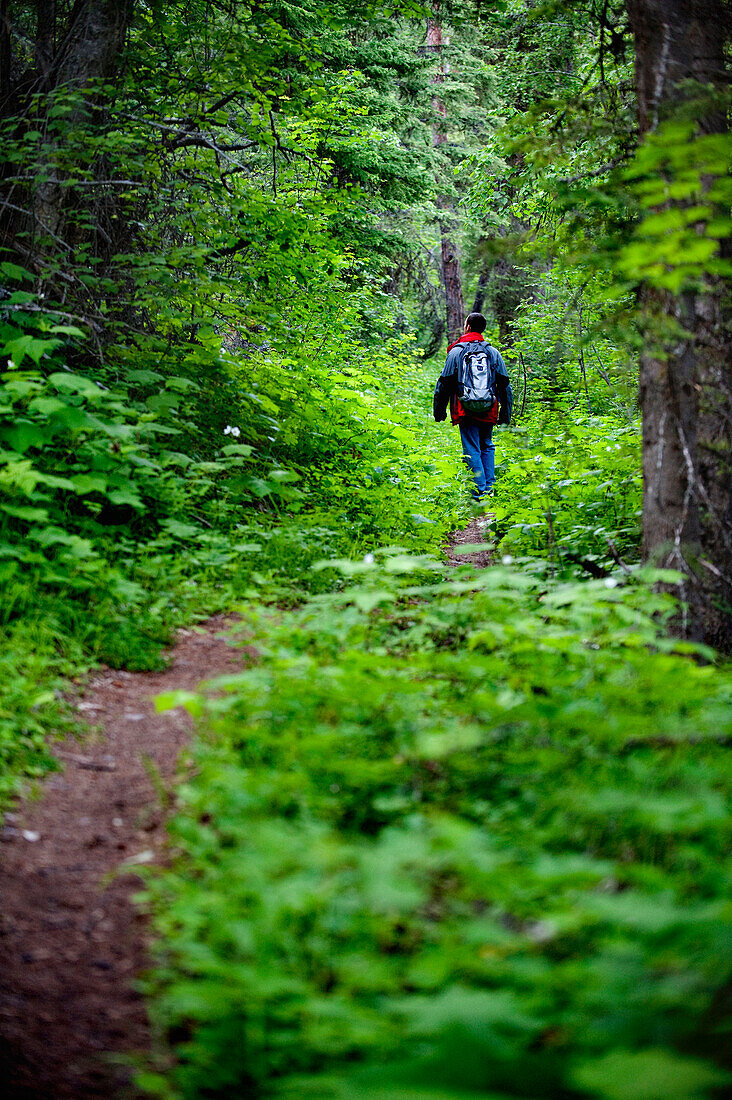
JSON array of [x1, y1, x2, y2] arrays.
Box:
[[457, 343, 497, 416]]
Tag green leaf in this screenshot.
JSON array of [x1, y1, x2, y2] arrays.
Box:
[[127, 369, 164, 384], [0, 502, 49, 521], [221, 443, 254, 458], [0, 261, 33, 282], [160, 518, 201, 539], [48, 405, 95, 432], [28, 396, 67, 415], [108, 488, 144, 508], [70, 473, 108, 494], [572, 1050, 730, 1100], [154, 690, 204, 716], [1, 420, 45, 453], [48, 372, 104, 397]]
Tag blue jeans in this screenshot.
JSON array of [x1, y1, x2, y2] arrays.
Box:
[[459, 420, 495, 498]]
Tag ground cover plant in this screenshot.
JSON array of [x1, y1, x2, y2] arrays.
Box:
[[493, 410, 641, 577], [138, 556, 732, 1099]]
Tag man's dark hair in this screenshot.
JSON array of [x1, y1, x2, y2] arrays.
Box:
[[465, 312, 487, 333]]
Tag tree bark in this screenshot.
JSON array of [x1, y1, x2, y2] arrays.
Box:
[[439, 227, 463, 342], [36, 1, 134, 238], [471, 266, 489, 314], [427, 7, 464, 345], [472, 211, 531, 348], [0, 1, 10, 107], [35, 0, 57, 90], [626, 0, 732, 649], [52, 0, 134, 92], [1, 1, 135, 253]]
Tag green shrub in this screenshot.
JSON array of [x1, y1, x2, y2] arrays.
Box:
[[494, 410, 641, 575], [0, 291, 465, 802], [139, 558, 731, 1099]]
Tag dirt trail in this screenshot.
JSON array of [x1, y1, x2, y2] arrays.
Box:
[[446, 513, 495, 568], [0, 522, 492, 1100], [0, 616, 250, 1100]]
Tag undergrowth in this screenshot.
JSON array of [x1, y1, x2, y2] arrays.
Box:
[[0, 286, 463, 807], [137, 554, 732, 1100], [2, 273, 728, 1100]]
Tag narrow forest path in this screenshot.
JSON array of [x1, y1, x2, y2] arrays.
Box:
[[0, 521, 494, 1100], [0, 617, 252, 1100], [446, 513, 495, 568]]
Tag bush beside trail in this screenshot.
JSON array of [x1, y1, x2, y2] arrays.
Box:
[[139, 557, 732, 1100]]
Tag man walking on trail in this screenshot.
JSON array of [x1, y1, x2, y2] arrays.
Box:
[[433, 312, 513, 501]]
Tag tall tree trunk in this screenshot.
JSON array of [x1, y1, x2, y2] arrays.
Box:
[[0, 1, 10, 107], [472, 253, 525, 347], [472, 210, 531, 348], [427, 7, 464, 345], [471, 266, 489, 314], [1, 1, 135, 256], [626, 0, 732, 649], [52, 0, 134, 91], [35, 0, 57, 90], [35, 1, 135, 239]]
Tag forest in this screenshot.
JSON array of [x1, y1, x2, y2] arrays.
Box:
[[0, 0, 730, 1097]]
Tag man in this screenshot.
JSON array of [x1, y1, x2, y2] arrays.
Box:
[[433, 312, 513, 500]]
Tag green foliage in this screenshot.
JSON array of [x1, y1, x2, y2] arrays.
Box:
[[616, 118, 732, 297], [494, 411, 641, 574], [0, 287, 465, 804], [139, 558, 732, 1098], [234, 331, 466, 554], [0, 6, 729, 1098], [0, 610, 79, 806], [0, 296, 258, 577]]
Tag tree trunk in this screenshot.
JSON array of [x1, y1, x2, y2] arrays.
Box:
[[439, 228, 463, 342], [36, 1, 135, 239], [1, 1, 135, 255], [52, 0, 134, 91], [35, 0, 57, 90], [0, 1, 10, 107], [626, 0, 732, 649], [472, 220, 530, 348], [427, 8, 464, 345], [471, 266, 489, 314]]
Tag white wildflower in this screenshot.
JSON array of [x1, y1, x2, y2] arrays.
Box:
[[363, 553, 375, 565], [223, 425, 241, 437], [502, 554, 514, 565], [7, 359, 15, 369]]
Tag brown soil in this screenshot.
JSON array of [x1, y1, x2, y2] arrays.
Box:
[[446, 513, 496, 569], [0, 616, 253, 1100]]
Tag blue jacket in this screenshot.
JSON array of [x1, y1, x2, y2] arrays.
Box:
[[433, 337, 513, 425]]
